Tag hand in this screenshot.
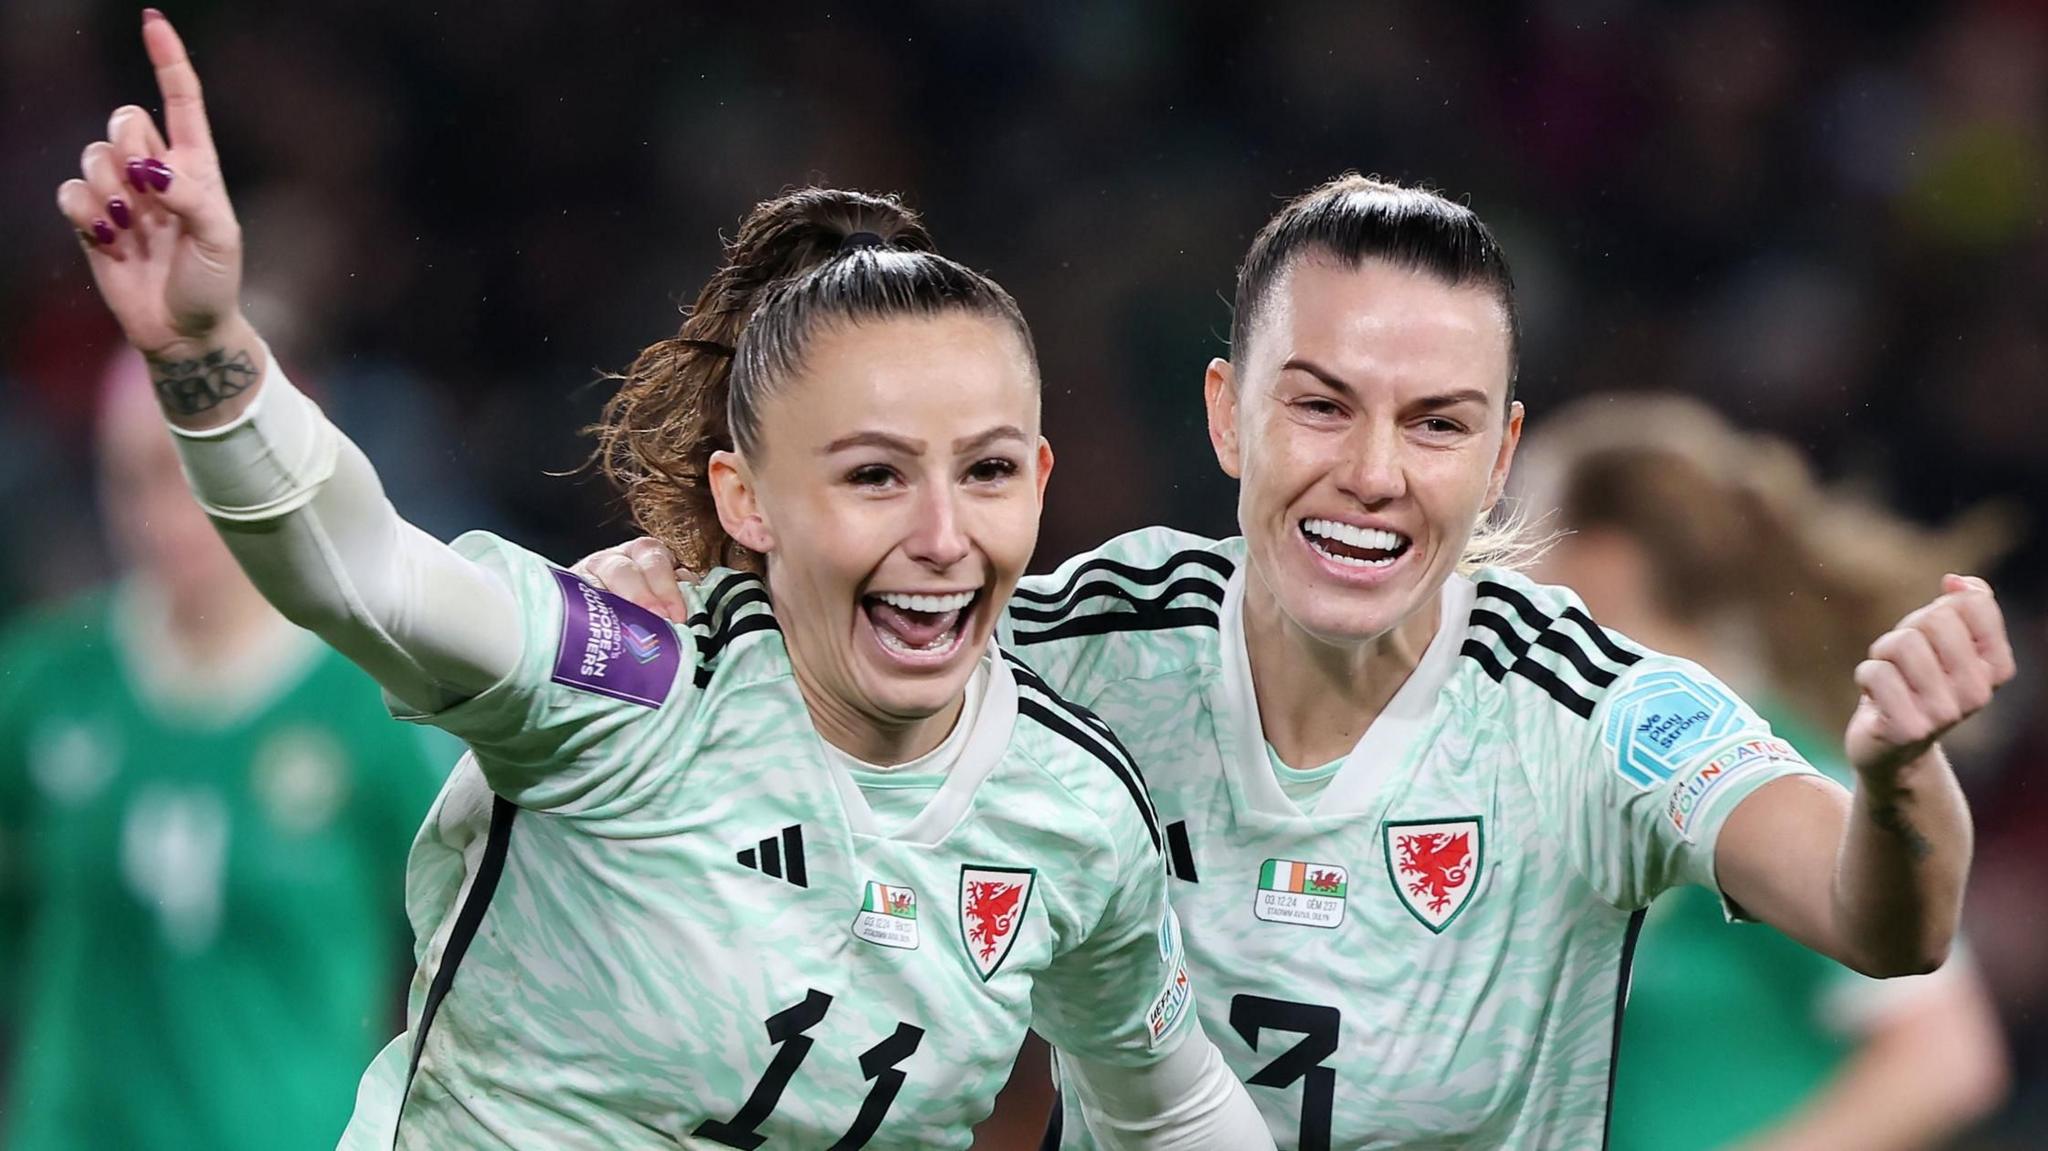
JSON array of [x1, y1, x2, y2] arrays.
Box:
[[1846, 575, 2016, 781], [571, 537, 698, 623], [55, 11, 245, 363]]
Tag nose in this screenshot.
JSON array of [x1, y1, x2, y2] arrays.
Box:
[[904, 485, 972, 570], [1338, 417, 1407, 505]]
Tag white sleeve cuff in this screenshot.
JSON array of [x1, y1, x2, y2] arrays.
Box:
[[168, 348, 340, 522], [1063, 1021, 1276, 1151]]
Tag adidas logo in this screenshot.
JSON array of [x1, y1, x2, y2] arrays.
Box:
[[736, 824, 808, 888]]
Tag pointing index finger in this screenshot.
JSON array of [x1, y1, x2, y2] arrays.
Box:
[[142, 10, 215, 158]]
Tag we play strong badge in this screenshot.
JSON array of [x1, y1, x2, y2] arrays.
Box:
[[1253, 858, 1349, 928]]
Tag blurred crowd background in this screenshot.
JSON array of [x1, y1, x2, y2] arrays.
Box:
[[2, 0, 2043, 1147]]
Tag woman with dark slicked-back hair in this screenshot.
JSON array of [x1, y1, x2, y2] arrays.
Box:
[[590, 171, 2017, 1151], [56, 14, 1275, 1151]]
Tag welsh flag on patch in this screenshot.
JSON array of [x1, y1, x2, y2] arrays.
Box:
[[862, 882, 917, 919], [1259, 859, 1347, 898]]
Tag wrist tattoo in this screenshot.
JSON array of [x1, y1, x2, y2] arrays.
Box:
[[151, 348, 258, 416], [1869, 798, 1935, 861]]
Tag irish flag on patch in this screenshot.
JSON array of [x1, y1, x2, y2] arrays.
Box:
[[863, 882, 917, 919], [1259, 859, 1348, 898]]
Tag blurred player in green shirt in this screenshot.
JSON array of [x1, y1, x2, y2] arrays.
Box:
[[1524, 394, 2009, 1151], [0, 353, 455, 1151]]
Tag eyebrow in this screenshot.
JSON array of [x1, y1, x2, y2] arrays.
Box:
[[1279, 358, 1493, 410], [819, 425, 1030, 456]]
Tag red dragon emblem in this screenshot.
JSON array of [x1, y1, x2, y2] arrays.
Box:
[[964, 881, 1025, 961], [1397, 831, 1473, 914], [890, 891, 913, 916], [1307, 868, 1344, 894]]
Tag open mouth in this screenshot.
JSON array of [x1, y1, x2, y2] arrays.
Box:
[[1300, 517, 1412, 569], [860, 589, 982, 664]]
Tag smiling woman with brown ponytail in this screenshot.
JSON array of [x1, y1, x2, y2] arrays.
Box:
[[53, 13, 1272, 1150]]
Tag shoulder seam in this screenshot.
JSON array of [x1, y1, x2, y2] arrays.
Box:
[[1003, 650, 1162, 854]]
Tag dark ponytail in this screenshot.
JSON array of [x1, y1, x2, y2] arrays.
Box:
[[594, 188, 991, 573]]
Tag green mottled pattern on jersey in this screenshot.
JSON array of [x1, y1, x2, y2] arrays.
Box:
[[340, 532, 1190, 1150], [0, 587, 454, 1151], [1000, 527, 1820, 1151]]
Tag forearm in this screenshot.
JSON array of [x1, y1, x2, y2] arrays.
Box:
[[1835, 750, 1972, 976], [167, 336, 520, 710], [1063, 1024, 1275, 1151]]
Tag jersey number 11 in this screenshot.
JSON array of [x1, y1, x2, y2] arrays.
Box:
[[694, 988, 926, 1150]]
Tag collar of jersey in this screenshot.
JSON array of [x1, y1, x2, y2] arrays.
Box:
[[1215, 564, 1474, 821], [818, 651, 1017, 845]]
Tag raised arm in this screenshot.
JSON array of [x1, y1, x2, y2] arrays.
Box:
[[56, 12, 518, 712], [1716, 576, 2014, 976]]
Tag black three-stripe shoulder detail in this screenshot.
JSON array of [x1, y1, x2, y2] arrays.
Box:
[[1464, 581, 1641, 720], [1008, 551, 1232, 645], [690, 574, 779, 688], [1007, 574, 1226, 624], [1005, 653, 1161, 854], [1009, 550, 1234, 608], [393, 795, 518, 1147]]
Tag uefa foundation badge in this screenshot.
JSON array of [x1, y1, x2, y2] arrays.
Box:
[[852, 881, 920, 950], [1253, 858, 1350, 928]]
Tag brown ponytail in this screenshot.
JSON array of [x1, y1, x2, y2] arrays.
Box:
[[591, 188, 935, 573]]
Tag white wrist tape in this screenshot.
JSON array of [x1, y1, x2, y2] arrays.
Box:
[[167, 349, 340, 523]]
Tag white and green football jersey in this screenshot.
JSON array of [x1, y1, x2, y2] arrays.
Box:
[[1000, 527, 1819, 1151], [337, 532, 1195, 1150]]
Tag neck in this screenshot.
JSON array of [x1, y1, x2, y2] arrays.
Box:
[[155, 570, 286, 669], [1241, 569, 1442, 770], [788, 653, 966, 768]]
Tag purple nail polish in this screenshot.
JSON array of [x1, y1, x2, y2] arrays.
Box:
[[92, 220, 115, 245], [126, 158, 148, 193], [108, 198, 131, 229], [142, 158, 172, 192]]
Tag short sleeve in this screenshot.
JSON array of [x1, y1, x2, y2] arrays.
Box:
[[1543, 656, 1821, 911], [1029, 805, 1196, 1067], [395, 531, 698, 812]]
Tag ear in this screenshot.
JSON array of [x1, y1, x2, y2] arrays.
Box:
[[1481, 400, 1526, 513], [709, 449, 775, 555], [1032, 436, 1055, 506], [1204, 358, 1243, 479]]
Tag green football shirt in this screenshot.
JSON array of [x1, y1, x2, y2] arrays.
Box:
[[998, 527, 1820, 1151], [338, 532, 1196, 1150], [0, 584, 456, 1151]]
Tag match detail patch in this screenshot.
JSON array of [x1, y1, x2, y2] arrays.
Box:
[[549, 568, 682, 707], [852, 881, 920, 950], [1604, 668, 1746, 788], [1253, 859, 1349, 929]]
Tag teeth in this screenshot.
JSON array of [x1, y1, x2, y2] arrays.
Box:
[[875, 590, 975, 614], [876, 625, 960, 654], [1301, 518, 1407, 551]]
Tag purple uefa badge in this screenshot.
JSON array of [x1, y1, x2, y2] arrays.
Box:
[[549, 568, 681, 707]]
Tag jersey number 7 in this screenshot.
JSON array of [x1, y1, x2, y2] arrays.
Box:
[[1230, 994, 1341, 1151], [694, 988, 926, 1150]]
